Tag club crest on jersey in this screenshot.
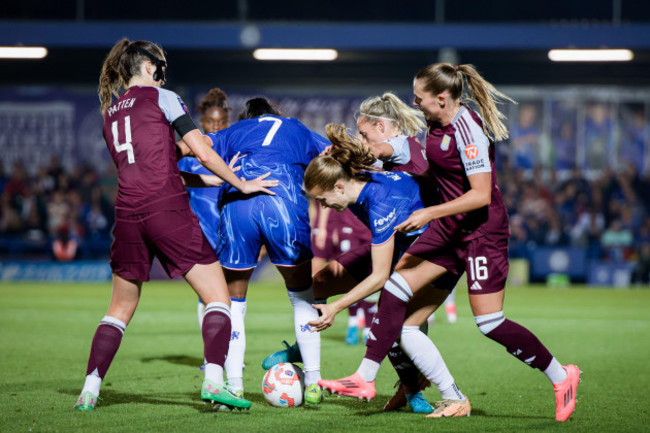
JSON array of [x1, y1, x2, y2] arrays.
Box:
[[440, 135, 451, 151], [464, 144, 479, 159]]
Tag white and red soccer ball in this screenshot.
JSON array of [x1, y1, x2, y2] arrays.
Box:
[[262, 363, 305, 407]]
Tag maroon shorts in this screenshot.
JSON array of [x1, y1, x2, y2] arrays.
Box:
[[312, 228, 338, 260], [110, 208, 217, 281], [336, 244, 397, 283], [406, 219, 465, 277], [456, 234, 509, 295], [312, 226, 370, 261]]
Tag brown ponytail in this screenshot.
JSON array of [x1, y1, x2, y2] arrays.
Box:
[[415, 63, 515, 141], [304, 123, 375, 192], [98, 38, 166, 116]]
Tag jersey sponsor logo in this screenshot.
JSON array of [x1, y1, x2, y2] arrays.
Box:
[[469, 281, 483, 291], [373, 208, 397, 232], [440, 135, 451, 151], [464, 144, 479, 159], [382, 172, 401, 181], [177, 97, 190, 115]]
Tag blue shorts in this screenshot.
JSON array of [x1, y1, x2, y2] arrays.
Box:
[[217, 195, 313, 270]]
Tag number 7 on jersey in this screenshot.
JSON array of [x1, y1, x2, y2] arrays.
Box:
[[259, 117, 282, 146], [111, 116, 135, 164]]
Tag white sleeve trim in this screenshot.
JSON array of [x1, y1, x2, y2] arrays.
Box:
[[155, 87, 189, 124], [455, 115, 491, 175], [385, 135, 411, 165]]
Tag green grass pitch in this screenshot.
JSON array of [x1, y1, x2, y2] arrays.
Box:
[[1, 277, 649, 432]]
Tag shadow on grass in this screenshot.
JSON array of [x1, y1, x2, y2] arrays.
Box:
[[58, 388, 251, 414], [140, 355, 203, 368]]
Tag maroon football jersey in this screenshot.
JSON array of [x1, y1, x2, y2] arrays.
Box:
[[425, 105, 509, 241], [384, 136, 429, 175], [103, 86, 190, 213]]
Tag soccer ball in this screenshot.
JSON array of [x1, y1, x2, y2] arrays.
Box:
[[261, 363, 305, 407]]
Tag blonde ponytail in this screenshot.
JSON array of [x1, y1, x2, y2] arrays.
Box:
[[415, 63, 515, 141], [358, 92, 426, 137], [457, 64, 515, 141]]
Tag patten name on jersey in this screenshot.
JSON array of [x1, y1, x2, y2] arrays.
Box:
[[107, 98, 136, 117], [374, 208, 397, 232]]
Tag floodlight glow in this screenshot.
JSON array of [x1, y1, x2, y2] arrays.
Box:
[[548, 49, 633, 62], [0, 47, 48, 59], [253, 49, 338, 61]]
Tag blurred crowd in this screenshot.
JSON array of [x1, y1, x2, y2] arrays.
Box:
[[1, 153, 648, 283], [502, 165, 650, 284], [0, 156, 117, 260]]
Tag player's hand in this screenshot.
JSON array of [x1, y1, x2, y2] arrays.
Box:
[[228, 151, 246, 173], [394, 208, 433, 233], [240, 172, 278, 195], [308, 304, 337, 332]]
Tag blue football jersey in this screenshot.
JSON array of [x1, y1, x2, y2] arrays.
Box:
[[348, 171, 426, 251], [177, 152, 223, 251], [207, 115, 329, 210]]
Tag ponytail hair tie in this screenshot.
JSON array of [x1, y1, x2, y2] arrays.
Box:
[[453, 65, 459, 72]]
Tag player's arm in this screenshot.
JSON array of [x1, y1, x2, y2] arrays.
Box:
[[370, 141, 395, 159], [157, 87, 276, 194], [396, 132, 491, 233], [179, 172, 224, 188], [176, 139, 194, 159], [179, 151, 243, 188], [395, 172, 491, 233], [182, 129, 277, 195], [308, 237, 394, 332]]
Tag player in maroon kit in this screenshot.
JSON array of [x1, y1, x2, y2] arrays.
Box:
[[74, 39, 276, 411], [320, 64, 581, 422]]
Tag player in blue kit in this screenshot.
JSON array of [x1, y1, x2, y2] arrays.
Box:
[[204, 97, 330, 405], [177, 88, 233, 331], [301, 124, 467, 412]]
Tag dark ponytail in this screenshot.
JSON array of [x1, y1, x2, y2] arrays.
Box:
[[238, 97, 281, 120], [98, 38, 165, 116]]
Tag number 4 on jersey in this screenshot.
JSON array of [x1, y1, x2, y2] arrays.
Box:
[[111, 116, 135, 164], [259, 116, 282, 146]]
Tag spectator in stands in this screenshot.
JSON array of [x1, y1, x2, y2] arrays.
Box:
[[601, 220, 633, 262], [584, 103, 614, 171], [632, 242, 650, 285], [52, 222, 78, 261], [570, 205, 605, 247], [510, 104, 540, 170], [0, 192, 23, 234]]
